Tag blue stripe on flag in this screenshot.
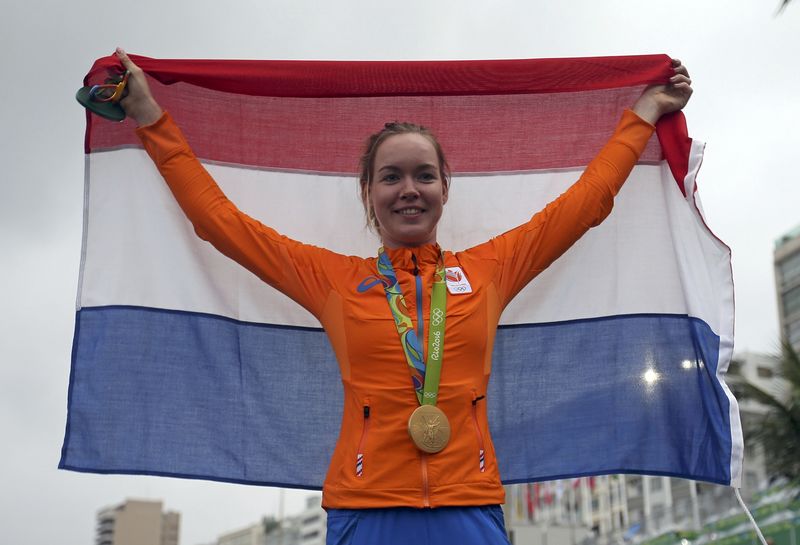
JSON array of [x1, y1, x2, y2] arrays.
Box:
[[60, 307, 732, 487], [490, 315, 731, 485], [61, 306, 341, 489]]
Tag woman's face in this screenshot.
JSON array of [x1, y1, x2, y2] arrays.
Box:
[[369, 133, 448, 249]]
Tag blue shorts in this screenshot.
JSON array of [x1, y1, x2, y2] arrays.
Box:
[[326, 505, 512, 545]]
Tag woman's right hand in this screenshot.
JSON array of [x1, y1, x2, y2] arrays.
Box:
[[632, 58, 693, 125], [115, 48, 163, 126]]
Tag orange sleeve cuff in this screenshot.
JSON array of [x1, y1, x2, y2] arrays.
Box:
[[134, 111, 192, 166], [616, 109, 657, 157]]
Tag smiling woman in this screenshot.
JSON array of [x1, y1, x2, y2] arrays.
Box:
[[365, 130, 449, 248], [358, 121, 451, 247], [85, 48, 694, 545]]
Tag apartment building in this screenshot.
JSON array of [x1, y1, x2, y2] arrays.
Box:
[[96, 499, 180, 545], [775, 224, 800, 352]]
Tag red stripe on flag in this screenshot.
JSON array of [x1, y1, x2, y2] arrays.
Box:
[[84, 55, 686, 185], [86, 84, 664, 173], [656, 111, 693, 197], [86, 54, 674, 98]]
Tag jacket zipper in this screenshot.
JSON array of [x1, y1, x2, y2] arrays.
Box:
[[421, 452, 431, 507], [471, 390, 486, 473], [355, 399, 370, 477]]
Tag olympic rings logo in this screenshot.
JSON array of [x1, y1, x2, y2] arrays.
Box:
[[431, 308, 445, 326]]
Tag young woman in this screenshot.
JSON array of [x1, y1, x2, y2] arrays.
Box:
[[114, 48, 692, 545]]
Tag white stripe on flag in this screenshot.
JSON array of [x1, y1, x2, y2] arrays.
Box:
[[82, 148, 728, 338]]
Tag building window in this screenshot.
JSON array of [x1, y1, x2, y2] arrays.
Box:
[[783, 285, 800, 317], [728, 360, 742, 375], [650, 478, 663, 492], [652, 505, 665, 530], [788, 321, 800, 348], [778, 251, 800, 286]]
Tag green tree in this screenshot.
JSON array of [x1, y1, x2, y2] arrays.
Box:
[[734, 343, 800, 484]]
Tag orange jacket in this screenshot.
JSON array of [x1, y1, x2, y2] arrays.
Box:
[[136, 110, 654, 509]]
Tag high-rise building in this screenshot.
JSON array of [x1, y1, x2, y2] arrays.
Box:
[[210, 499, 317, 545], [217, 522, 267, 545], [96, 499, 180, 545], [774, 224, 800, 352], [296, 495, 326, 545], [265, 514, 300, 545]]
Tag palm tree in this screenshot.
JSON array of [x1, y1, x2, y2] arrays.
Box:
[[733, 342, 800, 484]]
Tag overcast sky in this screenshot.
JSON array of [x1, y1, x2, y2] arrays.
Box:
[[1, 1, 798, 544]]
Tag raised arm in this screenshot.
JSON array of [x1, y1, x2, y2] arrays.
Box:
[[488, 59, 693, 305], [116, 48, 163, 126], [632, 58, 692, 124], [114, 49, 337, 318]]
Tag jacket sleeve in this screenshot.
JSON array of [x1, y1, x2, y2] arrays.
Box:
[[135, 111, 338, 319], [488, 109, 656, 306]]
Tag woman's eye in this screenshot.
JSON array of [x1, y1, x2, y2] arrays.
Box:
[[381, 174, 399, 182], [418, 172, 436, 182]]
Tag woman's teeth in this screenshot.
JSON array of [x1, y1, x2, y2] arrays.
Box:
[[397, 208, 422, 215]]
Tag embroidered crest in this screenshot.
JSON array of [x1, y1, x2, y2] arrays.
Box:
[[445, 267, 472, 294]]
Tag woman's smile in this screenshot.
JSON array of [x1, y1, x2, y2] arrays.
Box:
[[370, 133, 448, 248]]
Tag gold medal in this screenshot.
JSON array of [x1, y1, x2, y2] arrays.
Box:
[[408, 405, 451, 454]]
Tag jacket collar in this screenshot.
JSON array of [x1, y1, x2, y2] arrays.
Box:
[[382, 243, 442, 272]]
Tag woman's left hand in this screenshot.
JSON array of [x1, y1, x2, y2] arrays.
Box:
[[633, 58, 693, 124]]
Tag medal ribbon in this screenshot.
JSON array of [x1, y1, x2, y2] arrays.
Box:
[[377, 248, 447, 406]]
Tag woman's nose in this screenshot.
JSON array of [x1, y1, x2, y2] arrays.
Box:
[[399, 177, 420, 198]]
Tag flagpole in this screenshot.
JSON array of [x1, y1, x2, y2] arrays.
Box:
[[663, 477, 674, 528], [521, 484, 527, 522], [609, 475, 618, 533], [556, 480, 564, 524], [642, 476, 652, 536], [600, 475, 612, 535], [569, 480, 577, 545], [525, 483, 532, 523], [620, 474, 629, 531], [689, 480, 701, 531], [278, 488, 285, 545], [581, 478, 593, 528]]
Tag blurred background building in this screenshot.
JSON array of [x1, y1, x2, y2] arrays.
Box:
[[296, 495, 326, 545], [775, 224, 800, 353], [96, 499, 180, 545], [199, 495, 323, 545]]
